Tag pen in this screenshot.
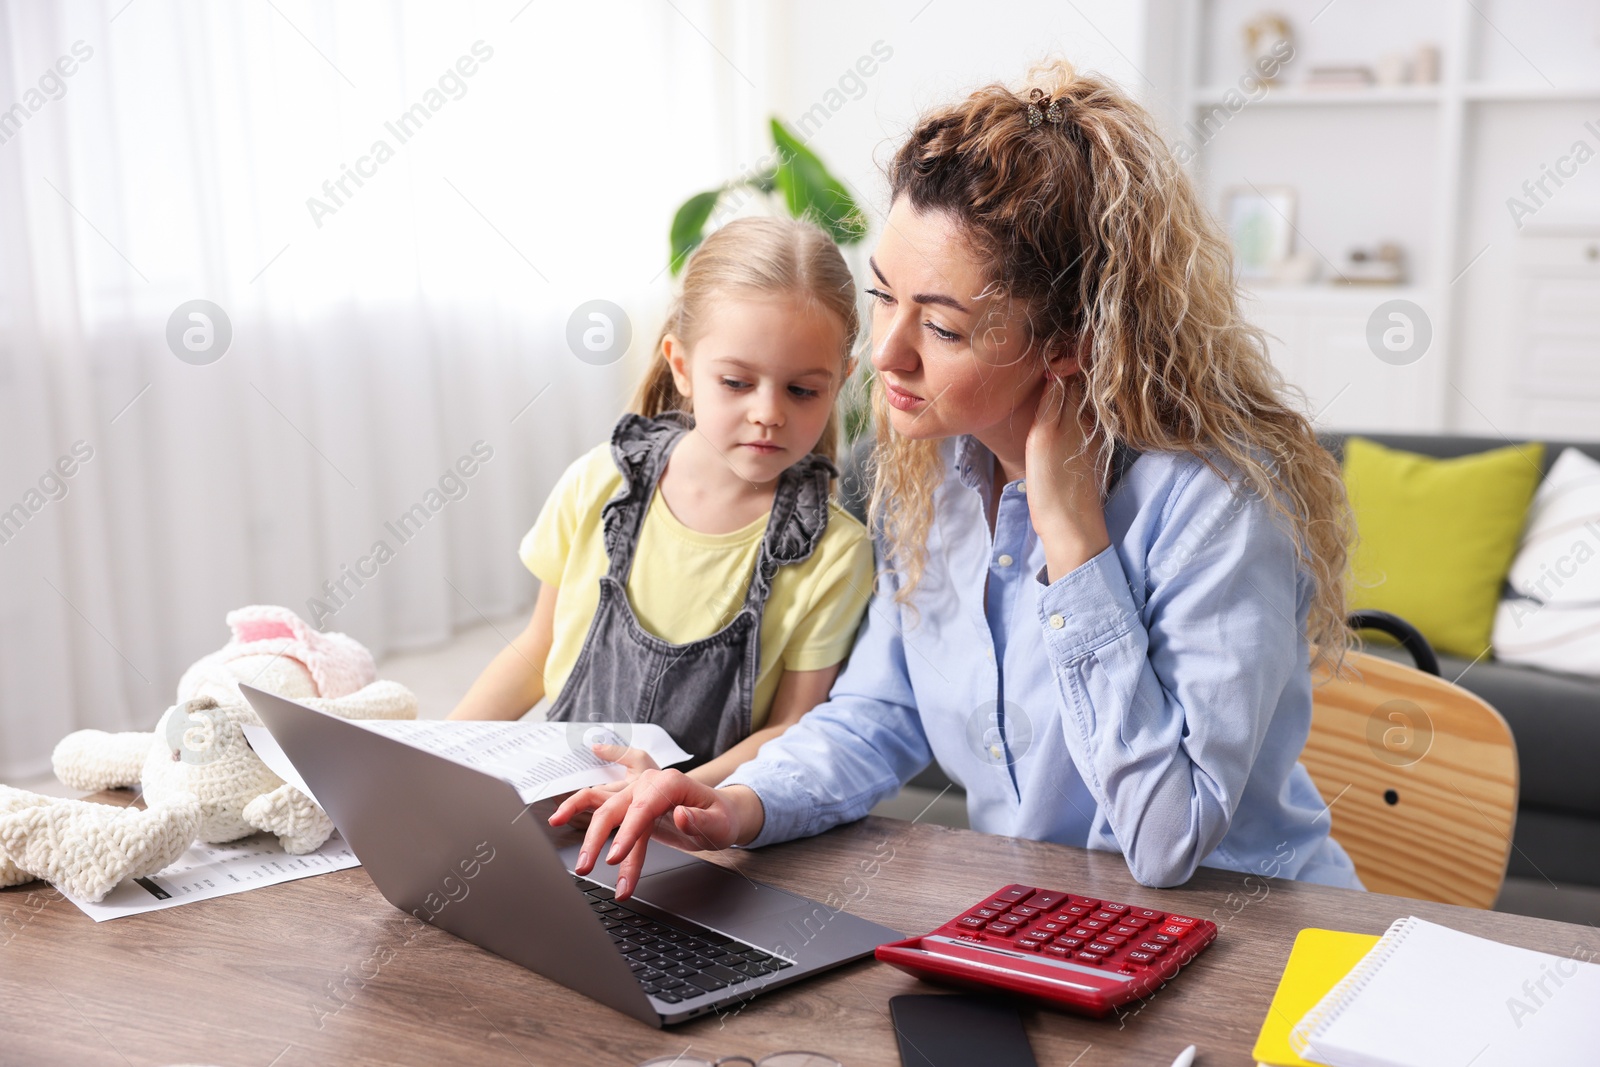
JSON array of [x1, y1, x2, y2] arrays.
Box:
[[1169, 1045, 1196, 1067]]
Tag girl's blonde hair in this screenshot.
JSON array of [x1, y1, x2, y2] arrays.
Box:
[[632, 215, 860, 466], [869, 59, 1355, 672]]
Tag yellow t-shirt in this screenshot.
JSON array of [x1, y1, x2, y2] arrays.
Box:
[[520, 442, 874, 730]]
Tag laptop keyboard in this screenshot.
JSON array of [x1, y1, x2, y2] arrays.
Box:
[[574, 874, 794, 1004]]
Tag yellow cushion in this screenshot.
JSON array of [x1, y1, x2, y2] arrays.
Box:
[[1344, 437, 1544, 659]]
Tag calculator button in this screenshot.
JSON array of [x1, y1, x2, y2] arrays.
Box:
[[1130, 908, 1161, 920], [1111, 925, 1140, 937], [1069, 896, 1101, 908], [1100, 903, 1129, 915], [1070, 927, 1095, 939], [974, 907, 1000, 919], [1055, 936, 1085, 949], [958, 917, 986, 929], [987, 922, 1017, 935], [1045, 945, 1072, 959], [996, 887, 1033, 902], [1039, 922, 1066, 934], [1016, 938, 1045, 951], [1127, 950, 1157, 963], [1087, 941, 1117, 954], [1137, 942, 1168, 954], [1028, 891, 1066, 910], [1000, 913, 1026, 925], [1093, 911, 1119, 922], [1012, 905, 1039, 918], [1081, 918, 1108, 930], [1075, 951, 1104, 964], [1166, 915, 1197, 926], [1151, 933, 1178, 945], [1158, 924, 1189, 938], [1119, 915, 1149, 929], [1064, 904, 1093, 917], [1099, 934, 1127, 946]]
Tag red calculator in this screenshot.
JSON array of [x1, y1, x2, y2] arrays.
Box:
[[874, 884, 1218, 1018]]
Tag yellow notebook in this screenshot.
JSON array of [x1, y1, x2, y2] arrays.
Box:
[[1252, 928, 1381, 1067]]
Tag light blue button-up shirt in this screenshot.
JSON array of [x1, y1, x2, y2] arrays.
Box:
[[723, 435, 1363, 889]]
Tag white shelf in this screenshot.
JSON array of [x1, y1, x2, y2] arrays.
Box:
[[1194, 85, 1442, 107], [1240, 284, 1435, 305], [1462, 83, 1600, 102]]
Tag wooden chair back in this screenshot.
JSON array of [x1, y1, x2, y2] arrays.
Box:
[[1303, 650, 1519, 909]]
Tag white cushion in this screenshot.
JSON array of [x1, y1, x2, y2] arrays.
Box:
[[1492, 447, 1600, 677]]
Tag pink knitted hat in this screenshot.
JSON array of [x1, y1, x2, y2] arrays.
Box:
[[216, 605, 375, 698]]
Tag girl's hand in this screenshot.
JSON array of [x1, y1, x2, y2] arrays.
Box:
[[548, 767, 757, 900], [1025, 374, 1111, 581]]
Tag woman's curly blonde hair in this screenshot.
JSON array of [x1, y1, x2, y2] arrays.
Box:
[[868, 59, 1354, 672]]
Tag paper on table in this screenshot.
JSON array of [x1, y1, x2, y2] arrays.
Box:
[[62, 831, 360, 922], [241, 719, 692, 808]]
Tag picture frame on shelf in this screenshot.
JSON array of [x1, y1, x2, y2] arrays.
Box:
[[1223, 185, 1296, 281]]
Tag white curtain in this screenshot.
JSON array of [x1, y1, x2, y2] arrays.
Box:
[[0, 0, 757, 776]]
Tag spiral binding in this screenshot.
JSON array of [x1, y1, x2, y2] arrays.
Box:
[[1288, 916, 1420, 1056]]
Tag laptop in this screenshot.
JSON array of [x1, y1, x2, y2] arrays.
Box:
[[240, 684, 901, 1027]]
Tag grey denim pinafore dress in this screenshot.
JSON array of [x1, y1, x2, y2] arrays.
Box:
[[546, 412, 838, 767]]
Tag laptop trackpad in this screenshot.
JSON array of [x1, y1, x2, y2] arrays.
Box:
[[633, 861, 810, 930]]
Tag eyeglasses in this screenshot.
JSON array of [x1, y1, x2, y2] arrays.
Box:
[[637, 1054, 842, 1067]]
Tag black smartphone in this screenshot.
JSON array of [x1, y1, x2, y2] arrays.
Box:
[[889, 993, 1038, 1067]]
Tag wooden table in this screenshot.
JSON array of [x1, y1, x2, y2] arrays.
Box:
[[5, 795, 1599, 1066]]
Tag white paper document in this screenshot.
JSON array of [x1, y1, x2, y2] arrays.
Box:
[[242, 718, 692, 808], [63, 719, 686, 921], [62, 831, 360, 922]]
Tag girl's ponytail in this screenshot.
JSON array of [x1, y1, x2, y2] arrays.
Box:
[[632, 298, 687, 418]]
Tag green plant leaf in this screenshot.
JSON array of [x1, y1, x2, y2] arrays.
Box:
[[749, 167, 778, 195], [669, 189, 723, 276], [769, 118, 866, 245]]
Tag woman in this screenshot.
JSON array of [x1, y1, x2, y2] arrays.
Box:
[[552, 60, 1362, 898]]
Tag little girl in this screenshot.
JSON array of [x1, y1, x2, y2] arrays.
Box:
[[449, 216, 874, 788]]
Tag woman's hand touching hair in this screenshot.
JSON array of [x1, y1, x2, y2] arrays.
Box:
[[1026, 368, 1111, 582]]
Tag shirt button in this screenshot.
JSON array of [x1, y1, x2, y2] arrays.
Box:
[[1049, 614, 1066, 629], [1017, 482, 1027, 494], [997, 554, 1014, 567]]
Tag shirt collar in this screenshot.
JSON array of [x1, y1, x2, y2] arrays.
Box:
[[953, 435, 991, 495]]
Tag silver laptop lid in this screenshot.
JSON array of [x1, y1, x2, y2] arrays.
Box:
[[240, 684, 659, 1026]]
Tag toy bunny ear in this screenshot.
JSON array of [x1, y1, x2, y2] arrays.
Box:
[[221, 605, 376, 698], [226, 604, 305, 646]]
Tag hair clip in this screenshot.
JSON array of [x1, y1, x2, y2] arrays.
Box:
[[1025, 87, 1065, 128]]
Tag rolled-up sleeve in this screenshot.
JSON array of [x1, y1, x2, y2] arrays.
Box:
[[1038, 464, 1303, 887], [721, 566, 933, 847]]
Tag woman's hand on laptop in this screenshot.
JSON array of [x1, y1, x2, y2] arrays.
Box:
[[549, 757, 766, 900]]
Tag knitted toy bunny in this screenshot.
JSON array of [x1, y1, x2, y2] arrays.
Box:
[[0, 605, 418, 902]]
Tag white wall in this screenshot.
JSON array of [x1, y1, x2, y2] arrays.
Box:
[[762, 1, 1147, 225]]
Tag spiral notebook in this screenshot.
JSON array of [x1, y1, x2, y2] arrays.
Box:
[[1290, 916, 1600, 1067]]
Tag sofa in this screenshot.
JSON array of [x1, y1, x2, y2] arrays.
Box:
[[1320, 432, 1600, 891], [837, 433, 1600, 890]]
